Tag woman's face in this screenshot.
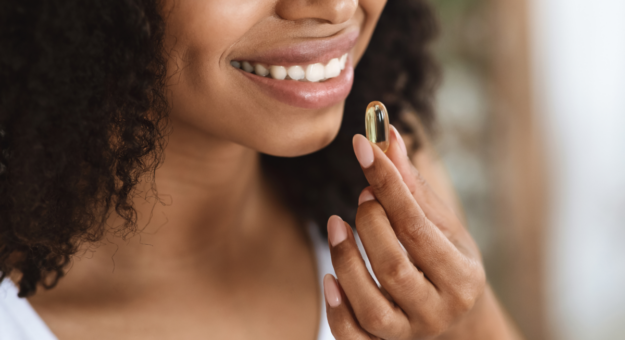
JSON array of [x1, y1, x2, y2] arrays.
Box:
[[163, 0, 387, 156]]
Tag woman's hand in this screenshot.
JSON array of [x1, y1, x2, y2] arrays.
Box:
[[323, 127, 514, 340]]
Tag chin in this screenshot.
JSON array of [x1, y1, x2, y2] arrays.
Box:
[[257, 106, 344, 158]]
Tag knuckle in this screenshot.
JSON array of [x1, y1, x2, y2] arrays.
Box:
[[329, 314, 360, 339], [395, 215, 431, 242], [416, 172, 430, 189], [355, 202, 386, 228], [409, 169, 429, 193], [451, 288, 478, 314], [416, 312, 451, 338], [459, 261, 486, 301], [371, 169, 399, 197], [379, 260, 415, 290], [447, 262, 486, 315], [358, 306, 395, 335], [335, 252, 364, 276]]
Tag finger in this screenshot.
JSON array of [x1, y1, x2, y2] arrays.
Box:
[[327, 215, 410, 339], [324, 274, 373, 340], [355, 190, 441, 318], [387, 127, 480, 259], [386, 126, 456, 231], [352, 134, 465, 286]]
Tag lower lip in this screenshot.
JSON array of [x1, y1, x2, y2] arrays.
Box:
[[239, 62, 354, 110]]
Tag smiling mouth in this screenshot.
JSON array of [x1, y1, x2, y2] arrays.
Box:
[[230, 29, 358, 109], [230, 53, 348, 82]]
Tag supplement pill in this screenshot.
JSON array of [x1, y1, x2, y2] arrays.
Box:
[[365, 101, 390, 152]]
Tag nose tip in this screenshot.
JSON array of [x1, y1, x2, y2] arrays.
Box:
[[276, 0, 358, 25]]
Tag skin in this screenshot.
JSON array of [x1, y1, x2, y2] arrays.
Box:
[[324, 129, 522, 339], [162, 0, 382, 157], [24, 0, 521, 339]]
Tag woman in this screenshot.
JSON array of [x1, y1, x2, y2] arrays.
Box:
[[0, 0, 521, 339]]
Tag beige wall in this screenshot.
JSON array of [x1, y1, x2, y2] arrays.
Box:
[[431, 0, 547, 338]]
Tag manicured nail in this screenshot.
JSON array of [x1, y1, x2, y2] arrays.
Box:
[[323, 274, 342, 308], [391, 125, 408, 156], [353, 134, 374, 168], [358, 189, 376, 205], [327, 215, 347, 246]]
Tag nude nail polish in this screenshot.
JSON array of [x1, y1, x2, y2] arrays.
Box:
[[358, 189, 376, 205], [353, 134, 374, 168], [392, 125, 408, 156], [327, 215, 347, 246], [323, 274, 342, 308]]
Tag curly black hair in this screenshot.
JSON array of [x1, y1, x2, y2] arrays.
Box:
[[0, 0, 439, 297]]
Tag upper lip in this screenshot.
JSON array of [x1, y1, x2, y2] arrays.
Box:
[[231, 29, 359, 66]]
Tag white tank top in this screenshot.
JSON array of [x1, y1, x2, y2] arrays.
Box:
[[0, 224, 349, 340]]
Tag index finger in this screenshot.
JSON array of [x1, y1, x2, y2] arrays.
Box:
[[352, 134, 466, 286], [385, 126, 481, 261]]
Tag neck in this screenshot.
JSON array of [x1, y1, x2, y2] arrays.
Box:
[[73, 118, 297, 280]]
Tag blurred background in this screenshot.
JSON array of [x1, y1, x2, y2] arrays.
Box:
[[428, 0, 625, 339]]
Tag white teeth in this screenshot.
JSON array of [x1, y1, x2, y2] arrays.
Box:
[[255, 64, 269, 77], [234, 53, 348, 81], [305, 63, 325, 82], [269, 66, 287, 80], [287, 65, 305, 80], [324, 58, 341, 79], [242, 61, 254, 73]]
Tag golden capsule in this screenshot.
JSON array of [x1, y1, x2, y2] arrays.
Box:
[[365, 101, 390, 152]]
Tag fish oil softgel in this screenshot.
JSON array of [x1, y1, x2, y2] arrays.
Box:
[[365, 101, 390, 152]]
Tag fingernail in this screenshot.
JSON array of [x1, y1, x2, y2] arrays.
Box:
[[358, 189, 376, 205], [323, 274, 342, 308], [353, 134, 374, 168], [327, 215, 347, 247], [392, 125, 408, 156]]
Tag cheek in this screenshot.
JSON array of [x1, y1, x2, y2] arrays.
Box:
[[165, 0, 267, 48], [164, 0, 269, 87], [359, 0, 388, 16], [163, 1, 278, 144], [160, 0, 372, 157], [349, 0, 387, 67]]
